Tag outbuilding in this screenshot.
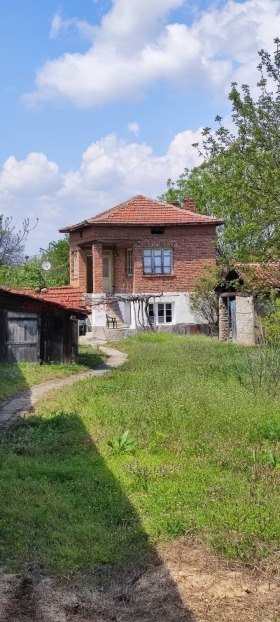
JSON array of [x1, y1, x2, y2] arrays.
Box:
[[218, 263, 280, 345], [0, 286, 87, 363]]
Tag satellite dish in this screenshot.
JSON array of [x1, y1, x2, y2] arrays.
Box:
[[42, 261, 51, 271]]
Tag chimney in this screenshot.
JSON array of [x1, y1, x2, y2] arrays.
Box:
[[183, 197, 196, 212]]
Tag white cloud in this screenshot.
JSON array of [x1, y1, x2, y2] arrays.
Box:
[[128, 122, 140, 136], [25, 0, 280, 108], [0, 129, 202, 254], [49, 13, 96, 41], [0, 153, 61, 197]]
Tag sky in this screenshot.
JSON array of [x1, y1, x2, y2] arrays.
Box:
[[1, 0, 280, 255]]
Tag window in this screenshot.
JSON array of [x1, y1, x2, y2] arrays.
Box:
[[158, 303, 172, 323], [148, 302, 173, 324], [143, 249, 172, 275], [148, 303, 154, 319], [103, 256, 110, 278], [72, 251, 78, 278], [126, 248, 133, 276], [151, 226, 165, 234]]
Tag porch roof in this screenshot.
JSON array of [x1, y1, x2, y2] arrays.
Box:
[[77, 238, 139, 248]]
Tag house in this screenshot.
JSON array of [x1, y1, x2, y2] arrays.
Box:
[[59, 195, 222, 337], [218, 263, 280, 345], [0, 286, 87, 363]]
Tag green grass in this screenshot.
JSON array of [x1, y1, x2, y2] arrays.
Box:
[[0, 334, 279, 576], [0, 346, 104, 401]]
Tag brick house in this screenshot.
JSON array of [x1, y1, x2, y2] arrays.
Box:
[[60, 195, 222, 337]]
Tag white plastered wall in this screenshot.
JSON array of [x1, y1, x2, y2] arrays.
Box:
[[130, 293, 207, 329], [236, 296, 255, 345]]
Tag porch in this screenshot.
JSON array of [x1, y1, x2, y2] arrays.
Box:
[[76, 241, 136, 296]]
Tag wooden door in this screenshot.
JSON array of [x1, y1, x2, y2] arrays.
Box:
[[6, 311, 39, 362], [229, 298, 237, 341], [86, 252, 93, 293], [102, 252, 113, 293]]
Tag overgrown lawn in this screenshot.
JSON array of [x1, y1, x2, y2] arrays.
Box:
[[0, 334, 279, 576]]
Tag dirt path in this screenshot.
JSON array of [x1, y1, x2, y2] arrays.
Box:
[[0, 345, 127, 429]]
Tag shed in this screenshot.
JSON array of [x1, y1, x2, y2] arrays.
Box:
[[218, 263, 280, 345], [0, 286, 87, 363]]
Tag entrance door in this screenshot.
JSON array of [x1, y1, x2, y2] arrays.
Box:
[[229, 298, 237, 341], [86, 252, 93, 293], [6, 311, 39, 362], [102, 252, 113, 293]]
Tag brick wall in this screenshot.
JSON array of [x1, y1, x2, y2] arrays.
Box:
[[69, 224, 217, 294]]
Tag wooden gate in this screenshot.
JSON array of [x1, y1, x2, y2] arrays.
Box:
[[6, 311, 40, 362]]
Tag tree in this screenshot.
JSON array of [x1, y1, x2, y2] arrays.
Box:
[[162, 39, 280, 262], [40, 237, 70, 286], [0, 216, 37, 266], [0, 236, 70, 289], [189, 265, 221, 334]]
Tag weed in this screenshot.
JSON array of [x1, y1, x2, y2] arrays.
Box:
[[252, 418, 280, 442], [107, 431, 137, 455], [252, 448, 279, 469]]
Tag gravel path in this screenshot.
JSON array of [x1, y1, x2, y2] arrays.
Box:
[[0, 344, 127, 430]]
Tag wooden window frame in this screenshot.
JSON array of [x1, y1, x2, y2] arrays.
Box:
[[72, 251, 79, 279], [143, 248, 173, 275], [126, 248, 133, 277]]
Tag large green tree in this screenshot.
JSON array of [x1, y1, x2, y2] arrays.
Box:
[[162, 40, 280, 262]]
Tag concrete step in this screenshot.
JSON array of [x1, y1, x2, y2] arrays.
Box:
[[92, 326, 135, 341]]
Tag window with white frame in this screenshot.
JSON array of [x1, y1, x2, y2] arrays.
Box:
[[158, 302, 173, 323], [143, 248, 172, 275], [126, 248, 133, 276], [148, 302, 173, 324]]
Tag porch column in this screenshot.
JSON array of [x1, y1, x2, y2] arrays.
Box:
[[219, 296, 228, 341], [132, 243, 142, 294], [92, 243, 103, 294]]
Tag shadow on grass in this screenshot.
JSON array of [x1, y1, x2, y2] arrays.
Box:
[[0, 412, 195, 621], [77, 345, 105, 369]]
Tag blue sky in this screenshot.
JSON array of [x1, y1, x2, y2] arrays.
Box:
[[0, 0, 279, 254]]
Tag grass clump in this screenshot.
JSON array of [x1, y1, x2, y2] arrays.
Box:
[[0, 334, 279, 576]]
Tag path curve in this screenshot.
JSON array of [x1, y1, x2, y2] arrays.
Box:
[[0, 345, 127, 430]]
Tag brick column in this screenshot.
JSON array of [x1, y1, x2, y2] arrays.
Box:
[[133, 243, 142, 294], [70, 248, 86, 289], [78, 250, 87, 290], [219, 296, 228, 341], [92, 243, 103, 293]]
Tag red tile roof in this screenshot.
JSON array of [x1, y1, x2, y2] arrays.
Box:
[[226, 263, 280, 291], [0, 286, 88, 315], [236, 263, 280, 289], [59, 195, 223, 232]]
